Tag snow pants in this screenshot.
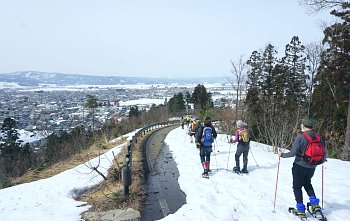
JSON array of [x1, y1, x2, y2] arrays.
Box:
[[200, 146, 212, 164], [235, 143, 249, 170], [292, 162, 316, 203]]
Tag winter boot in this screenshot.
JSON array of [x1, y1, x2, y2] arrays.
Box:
[[307, 196, 325, 220], [307, 196, 323, 215], [241, 164, 248, 173], [207, 161, 212, 173], [295, 202, 306, 218], [308, 196, 321, 212], [202, 161, 209, 175], [241, 168, 248, 173], [233, 160, 240, 173], [233, 167, 240, 173]]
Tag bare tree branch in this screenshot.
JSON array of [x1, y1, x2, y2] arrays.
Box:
[[230, 55, 248, 119], [298, 0, 347, 13]]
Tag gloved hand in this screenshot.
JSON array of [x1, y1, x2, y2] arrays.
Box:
[[196, 143, 201, 148], [229, 138, 233, 143], [277, 148, 282, 157]]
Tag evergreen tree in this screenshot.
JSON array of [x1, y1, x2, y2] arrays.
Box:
[[185, 91, 192, 111], [312, 3, 350, 158], [246, 50, 262, 91], [245, 42, 305, 151], [261, 44, 279, 97], [85, 94, 99, 131], [281, 36, 308, 108], [192, 84, 212, 111], [168, 93, 186, 114], [246, 51, 263, 128], [0, 117, 24, 176], [0, 117, 22, 157], [129, 106, 140, 118]]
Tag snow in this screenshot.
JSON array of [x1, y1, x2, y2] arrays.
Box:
[[0, 127, 349, 221], [17, 129, 50, 144], [119, 98, 165, 106]]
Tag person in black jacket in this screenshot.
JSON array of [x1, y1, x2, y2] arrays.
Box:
[[278, 116, 326, 218], [195, 116, 217, 176]]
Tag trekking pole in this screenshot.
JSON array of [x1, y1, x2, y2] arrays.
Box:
[[322, 163, 324, 209], [273, 154, 281, 212], [249, 147, 259, 167], [226, 143, 232, 170], [214, 141, 218, 167]]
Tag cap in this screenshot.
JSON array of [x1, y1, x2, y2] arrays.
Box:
[[236, 120, 244, 127], [302, 116, 315, 128]]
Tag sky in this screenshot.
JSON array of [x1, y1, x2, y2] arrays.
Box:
[[0, 126, 349, 221], [0, 0, 336, 78]]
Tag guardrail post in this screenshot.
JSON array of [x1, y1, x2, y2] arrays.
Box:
[[122, 153, 132, 195]]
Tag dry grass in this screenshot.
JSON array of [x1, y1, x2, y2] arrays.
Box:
[[12, 136, 127, 186], [80, 132, 149, 212], [11, 130, 152, 214]]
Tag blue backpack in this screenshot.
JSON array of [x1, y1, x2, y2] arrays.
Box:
[[201, 126, 214, 147]]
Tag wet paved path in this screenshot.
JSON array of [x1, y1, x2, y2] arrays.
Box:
[[141, 125, 186, 221]]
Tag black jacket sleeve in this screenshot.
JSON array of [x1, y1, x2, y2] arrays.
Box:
[[211, 125, 217, 139], [195, 126, 203, 143]]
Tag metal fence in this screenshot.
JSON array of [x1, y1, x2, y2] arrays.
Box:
[[121, 120, 179, 195]]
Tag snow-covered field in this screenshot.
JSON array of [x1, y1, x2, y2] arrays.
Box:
[[0, 127, 349, 221]]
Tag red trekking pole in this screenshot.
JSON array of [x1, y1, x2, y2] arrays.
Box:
[[273, 154, 281, 212]]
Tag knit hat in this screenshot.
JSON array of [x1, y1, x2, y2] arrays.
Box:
[[236, 120, 244, 127], [301, 116, 315, 129], [204, 116, 211, 125]]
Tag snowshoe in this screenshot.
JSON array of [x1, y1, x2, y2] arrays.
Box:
[[233, 167, 240, 173], [233, 167, 242, 175], [202, 172, 209, 179], [241, 168, 249, 174], [288, 207, 308, 220], [306, 203, 327, 221]]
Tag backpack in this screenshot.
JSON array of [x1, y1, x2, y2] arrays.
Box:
[[201, 126, 214, 147], [301, 132, 325, 165], [238, 128, 249, 143], [191, 122, 197, 132]]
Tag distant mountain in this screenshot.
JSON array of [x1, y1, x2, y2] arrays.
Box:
[[0, 71, 228, 86]]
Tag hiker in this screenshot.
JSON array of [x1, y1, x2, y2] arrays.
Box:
[[180, 116, 185, 129], [195, 116, 217, 177], [185, 115, 191, 127], [193, 119, 202, 146], [194, 119, 202, 135], [188, 120, 197, 143], [231, 120, 250, 173], [278, 116, 326, 218]]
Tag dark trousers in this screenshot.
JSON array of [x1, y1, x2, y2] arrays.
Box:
[[292, 162, 316, 203], [200, 146, 212, 163], [235, 144, 249, 169]]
